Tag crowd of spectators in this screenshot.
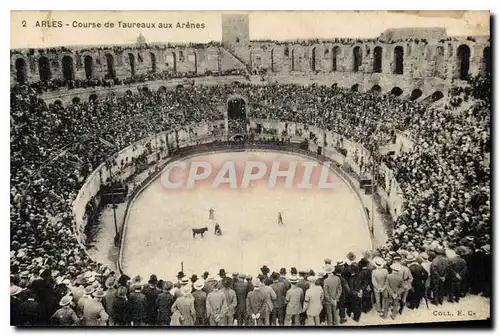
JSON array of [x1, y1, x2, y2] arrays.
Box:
[[10, 73, 490, 326]]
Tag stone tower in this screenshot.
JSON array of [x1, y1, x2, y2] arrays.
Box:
[[221, 14, 250, 47]]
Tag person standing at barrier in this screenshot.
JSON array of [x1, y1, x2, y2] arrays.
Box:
[[323, 264, 342, 325]]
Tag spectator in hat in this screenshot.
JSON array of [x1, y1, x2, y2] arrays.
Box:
[[246, 279, 267, 326], [77, 286, 95, 317], [129, 282, 148, 326], [10, 284, 25, 326], [270, 272, 286, 326], [102, 276, 117, 325], [111, 286, 130, 326], [221, 277, 237, 326], [448, 250, 467, 303], [203, 273, 218, 295], [303, 276, 324, 326], [171, 285, 196, 326], [260, 278, 277, 326], [430, 247, 450, 305], [279, 268, 291, 291], [156, 281, 175, 326], [192, 279, 207, 325], [383, 263, 404, 320], [371, 257, 388, 315], [393, 256, 412, 314], [406, 254, 428, 309], [296, 270, 310, 325], [81, 288, 108, 326], [285, 276, 304, 326], [356, 258, 373, 314], [419, 252, 432, 300], [50, 295, 80, 326], [142, 274, 161, 325], [234, 273, 250, 326], [323, 264, 342, 325], [206, 282, 227, 326]]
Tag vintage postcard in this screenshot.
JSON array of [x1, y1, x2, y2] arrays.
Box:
[[10, 10, 491, 327]]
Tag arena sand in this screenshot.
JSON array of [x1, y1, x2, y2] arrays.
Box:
[[121, 151, 372, 280]]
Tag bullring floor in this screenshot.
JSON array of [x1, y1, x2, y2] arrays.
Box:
[[121, 151, 372, 279]]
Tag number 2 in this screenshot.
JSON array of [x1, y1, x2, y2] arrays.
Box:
[[21, 20, 27, 27]]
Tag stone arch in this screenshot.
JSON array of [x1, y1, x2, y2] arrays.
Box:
[[431, 91, 444, 102], [371, 85, 382, 93], [352, 46, 362, 72], [128, 53, 136, 77], [351, 84, 359, 92], [89, 94, 98, 102], [84, 55, 94, 79], [434, 46, 445, 77], [373, 46, 383, 73], [390, 87, 403, 96], [61, 55, 75, 81], [14, 57, 28, 84], [105, 53, 116, 79], [125, 89, 133, 96], [176, 84, 184, 90], [483, 46, 490, 74], [158, 85, 167, 93], [188, 51, 198, 73], [54, 99, 63, 107], [410, 89, 422, 101], [150, 52, 157, 73], [332, 46, 340, 71], [456, 44, 470, 80], [142, 86, 149, 93], [393, 46, 404, 75], [311, 47, 318, 71], [38, 56, 52, 81], [227, 95, 248, 134], [165, 51, 177, 72], [72, 97, 81, 104]]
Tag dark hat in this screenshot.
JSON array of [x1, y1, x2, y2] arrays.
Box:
[[346, 252, 356, 261], [358, 258, 369, 268], [190, 274, 199, 283], [177, 271, 185, 279], [324, 258, 332, 264], [279, 267, 287, 275], [290, 267, 298, 275], [218, 269, 226, 277], [149, 274, 158, 283], [260, 265, 270, 274]]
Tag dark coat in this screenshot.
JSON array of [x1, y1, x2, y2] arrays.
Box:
[[234, 280, 250, 314], [408, 263, 428, 290], [128, 291, 148, 321], [192, 289, 207, 321], [142, 285, 160, 322], [156, 292, 175, 325], [111, 296, 130, 325]]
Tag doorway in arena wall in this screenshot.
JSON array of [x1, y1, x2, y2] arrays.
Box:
[[227, 97, 247, 136]]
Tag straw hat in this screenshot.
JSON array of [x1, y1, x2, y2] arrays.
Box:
[[93, 288, 105, 298], [59, 295, 73, 306], [193, 279, 205, 290]]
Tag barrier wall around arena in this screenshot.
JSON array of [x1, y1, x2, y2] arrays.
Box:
[[73, 119, 404, 271]]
